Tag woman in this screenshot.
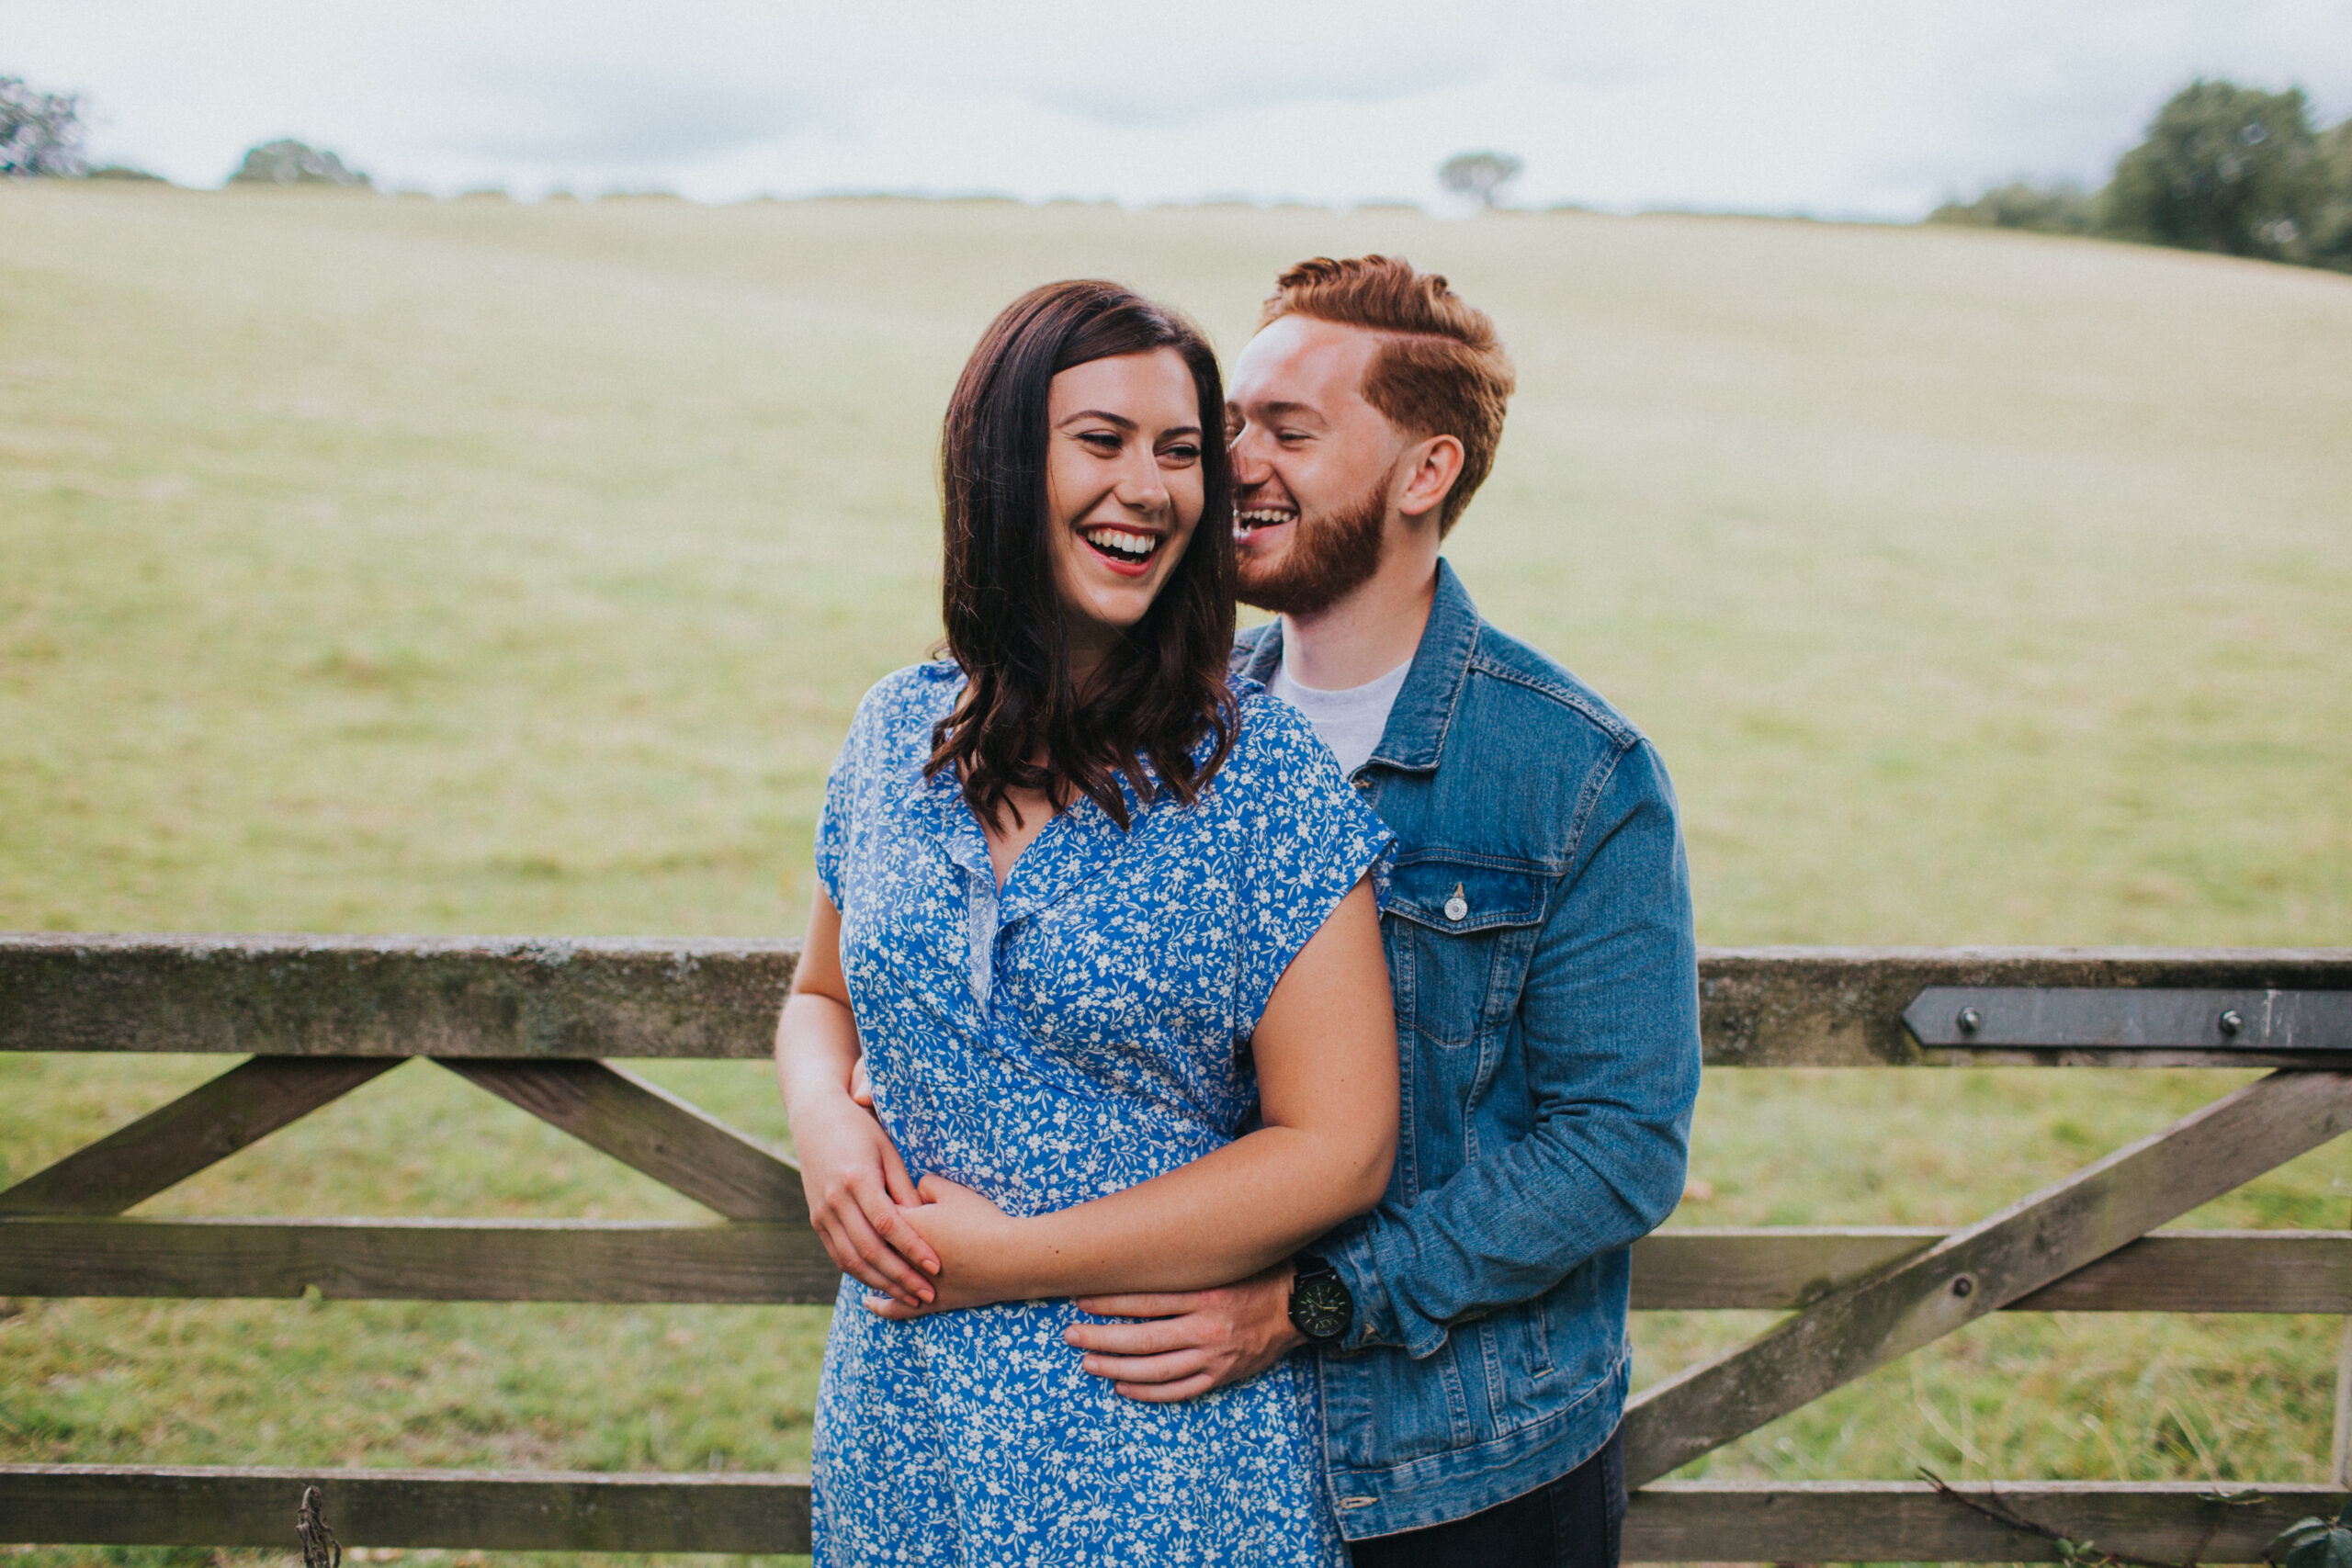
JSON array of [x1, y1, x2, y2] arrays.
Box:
[[776, 280, 1397, 1565]]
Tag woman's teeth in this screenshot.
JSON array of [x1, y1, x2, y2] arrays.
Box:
[[1083, 527, 1158, 560]]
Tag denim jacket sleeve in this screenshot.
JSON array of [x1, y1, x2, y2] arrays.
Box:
[[1322, 739, 1702, 1359]]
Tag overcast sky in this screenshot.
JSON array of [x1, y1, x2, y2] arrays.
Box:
[[7, 1, 2351, 218]]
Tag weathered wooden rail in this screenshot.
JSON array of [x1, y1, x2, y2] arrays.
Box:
[[2, 935, 2347, 1562]]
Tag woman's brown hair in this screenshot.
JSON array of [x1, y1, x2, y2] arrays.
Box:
[[927, 280, 1237, 831]]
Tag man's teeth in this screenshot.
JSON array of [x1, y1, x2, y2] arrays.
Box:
[[1083, 527, 1157, 559], [1236, 510, 1295, 532]]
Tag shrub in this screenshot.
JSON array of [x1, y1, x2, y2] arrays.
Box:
[[1928, 181, 2095, 235], [228, 139, 369, 188]]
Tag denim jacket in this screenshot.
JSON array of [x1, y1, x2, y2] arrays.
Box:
[[1235, 561, 1702, 1540]]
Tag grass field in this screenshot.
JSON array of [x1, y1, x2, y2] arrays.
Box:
[[4, 183, 2350, 1565]]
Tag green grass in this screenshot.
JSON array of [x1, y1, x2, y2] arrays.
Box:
[[3, 184, 2349, 1564]]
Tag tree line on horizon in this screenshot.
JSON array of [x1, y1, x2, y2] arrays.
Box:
[[8, 67, 2352, 275], [1934, 78, 2352, 274], [1, 76, 368, 188]]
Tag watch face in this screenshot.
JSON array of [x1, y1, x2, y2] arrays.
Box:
[[1293, 1276, 1351, 1341]]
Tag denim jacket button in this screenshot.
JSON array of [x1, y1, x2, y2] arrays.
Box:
[[1443, 885, 1468, 922]]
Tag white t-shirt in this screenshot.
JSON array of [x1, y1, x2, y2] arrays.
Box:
[[1266, 653, 1412, 780]]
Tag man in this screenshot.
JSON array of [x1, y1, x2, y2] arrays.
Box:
[[1063, 255, 1702, 1565]]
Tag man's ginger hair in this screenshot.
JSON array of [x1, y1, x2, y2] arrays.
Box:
[[1259, 254, 1514, 536]]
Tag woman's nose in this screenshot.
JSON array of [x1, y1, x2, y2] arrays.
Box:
[[1116, 452, 1170, 513]]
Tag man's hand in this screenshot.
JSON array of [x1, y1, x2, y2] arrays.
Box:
[[1063, 1264, 1306, 1403], [794, 1085, 939, 1308]]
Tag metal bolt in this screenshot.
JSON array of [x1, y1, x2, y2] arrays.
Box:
[[1951, 1275, 1974, 1298], [2217, 1009, 2244, 1038], [1955, 1007, 1983, 1035]]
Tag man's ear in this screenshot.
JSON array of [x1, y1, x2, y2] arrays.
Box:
[[1393, 434, 1465, 523]]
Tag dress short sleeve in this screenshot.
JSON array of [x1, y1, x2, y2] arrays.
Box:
[[1229, 691, 1394, 1032], [813, 669, 919, 912], [812, 726, 861, 913]]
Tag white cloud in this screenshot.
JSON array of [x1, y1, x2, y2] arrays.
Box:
[[3, 0, 2347, 214]]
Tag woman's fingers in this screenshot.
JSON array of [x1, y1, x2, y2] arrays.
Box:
[[868, 1201, 942, 1278], [873, 1149, 936, 1267], [820, 1233, 912, 1303], [850, 1220, 934, 1303], [820, 1190, 934, 1303], [915, 1171, 979, 1204], [864, 1292, 933, 1321], [851, 1165, 940, 1275], [813, 1213, 906, 1301]]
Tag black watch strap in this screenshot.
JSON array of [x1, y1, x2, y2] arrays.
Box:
[[1287, 1253, 1354, 1344]]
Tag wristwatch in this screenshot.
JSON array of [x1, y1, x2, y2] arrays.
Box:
[[1287, 1254, 1354, 1344]]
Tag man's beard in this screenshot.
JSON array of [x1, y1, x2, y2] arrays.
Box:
[[1235, 482, 1386, 617]]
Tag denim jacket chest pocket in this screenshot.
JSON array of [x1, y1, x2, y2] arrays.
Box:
[[1385, 857, 1552, 1215], [1386, 857, 1549, 1048]]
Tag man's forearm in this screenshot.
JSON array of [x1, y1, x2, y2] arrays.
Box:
[[1329, 1107, 1687, 1356]]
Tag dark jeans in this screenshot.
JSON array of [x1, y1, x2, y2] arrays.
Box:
[[1348, 1425, 1625, 1568]]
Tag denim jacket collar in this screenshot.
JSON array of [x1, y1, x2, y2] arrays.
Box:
[[1234, 558, 1480, 775]]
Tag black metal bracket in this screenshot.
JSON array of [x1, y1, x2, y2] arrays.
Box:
[[1904, 987, 2352, 1050]]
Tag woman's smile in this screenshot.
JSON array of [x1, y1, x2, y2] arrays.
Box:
[[1078, 524, 1167, 575], [1044, 346, 1206, 670]]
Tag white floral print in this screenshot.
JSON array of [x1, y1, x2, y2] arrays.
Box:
[[809, 661, 1390, 1567]]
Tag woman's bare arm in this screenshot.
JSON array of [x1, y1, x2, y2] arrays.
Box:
[[776, 891, 939, 1305], [876, 877, 1396, 1310]]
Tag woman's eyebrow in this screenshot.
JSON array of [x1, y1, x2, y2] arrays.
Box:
[[1057, 412, 1202, 440]]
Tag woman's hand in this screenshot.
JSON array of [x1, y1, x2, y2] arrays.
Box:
[[863, 1174, 1021, 1318], [777, 889, 939, 1308], [795, 1080, 940, 1307]]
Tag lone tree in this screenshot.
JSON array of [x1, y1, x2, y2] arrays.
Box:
[[229, 139, 369, 188], [0, 75, 87, 178], [1439, 150, 1524, 209], [2102, 79, 2325, 261]]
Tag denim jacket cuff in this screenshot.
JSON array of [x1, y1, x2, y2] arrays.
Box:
[[1326, 1222, 1414, 1356]]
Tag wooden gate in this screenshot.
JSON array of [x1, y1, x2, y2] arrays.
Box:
[[2, 936, 2346, 1562]]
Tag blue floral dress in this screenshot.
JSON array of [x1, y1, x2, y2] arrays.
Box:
[[809, 661, 1391, 1568]]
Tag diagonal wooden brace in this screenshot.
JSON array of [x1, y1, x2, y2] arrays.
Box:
[[1623, 1067, 2352, 1485], [0, 1056, 401, 1216], [436, 1059, 804, 1221]]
